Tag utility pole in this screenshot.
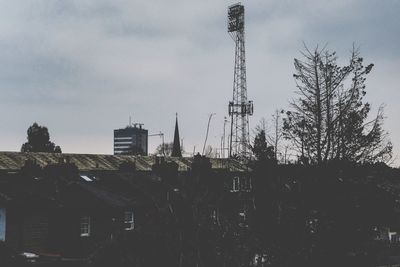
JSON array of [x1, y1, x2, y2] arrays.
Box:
[[227, 3, 253, 159], [221, 117, 228, 158], [202, 113, 215, 156]]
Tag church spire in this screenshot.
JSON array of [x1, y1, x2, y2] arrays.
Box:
[[171, 113, 182, 157]]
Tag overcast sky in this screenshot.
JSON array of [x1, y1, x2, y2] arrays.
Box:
[[0, 0, 399, 165]]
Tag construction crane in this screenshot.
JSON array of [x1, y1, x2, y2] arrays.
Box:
[[148, 132, 165, 156], [132, 123, 144, 128]]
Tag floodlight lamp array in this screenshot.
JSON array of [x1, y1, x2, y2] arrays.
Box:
[[228, 4, 244, 32], [228, 101, 254, 116]]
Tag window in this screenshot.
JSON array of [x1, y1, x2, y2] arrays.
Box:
[[80, 175, 93, 182], [211, 208, 219, 225], [389, 231, 398, 243], [80, 216, 91, 237], [239, 211, 246, 221], [0, 208, 6, 241], [211, 209, 217, 221], [131, 135, 137, 145], [243, 176, 252, 192], [231, 176, 240, 192], [124, 211, 134, 230], [239, 210, 247, 227]]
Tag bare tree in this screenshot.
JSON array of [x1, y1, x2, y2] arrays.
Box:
[[203, 145, 214, 158], [283, 45, 392, 164], [155, 142, 185, 157], [267, 110, 284, 161], [155, 142, 173, 156]]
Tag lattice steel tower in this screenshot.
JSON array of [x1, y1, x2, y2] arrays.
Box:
[[228, 3, 253, 159]]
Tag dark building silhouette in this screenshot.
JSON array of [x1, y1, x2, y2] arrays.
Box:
[[171, 114, 182, 157], [114, 124, 148, 155], [2, 151, 398, 266], [0, 151, 248, 265]]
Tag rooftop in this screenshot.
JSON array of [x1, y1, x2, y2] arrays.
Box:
[[0, 152, 248, 172]]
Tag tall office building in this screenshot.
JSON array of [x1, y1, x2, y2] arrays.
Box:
[[114, 124, 148, 155]]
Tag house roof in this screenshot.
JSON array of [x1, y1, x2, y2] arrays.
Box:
[[0, 183, 60, 208], [69, 182, 136, 209], [0, 152, 249, 172]]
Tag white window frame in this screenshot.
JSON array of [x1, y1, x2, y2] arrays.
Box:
[[231, 176, 240, 192], [239, 210, 247, 227], [80, 216, 91, 237], [211, 209, 217, 221], [124, 211, 134, 230], [239, 211, 246, 221]]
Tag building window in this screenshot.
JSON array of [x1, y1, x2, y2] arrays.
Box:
[[239, 211, 246, 221], [231, 176, 240, 192], [124, 211, 134, 230], [389, 231, 398, 243], [243, 176, 252, 192], [0, 208, 6, 241], [80, 216, 91, 237], [239, 210, 247, 227], [211, 208, 219, 225]]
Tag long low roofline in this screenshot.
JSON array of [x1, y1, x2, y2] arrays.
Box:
[[0, 152, 249, 172]]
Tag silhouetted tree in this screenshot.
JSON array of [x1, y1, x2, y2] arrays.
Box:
[[155, 142, 184, 156], [252, 128, 275, 162], [264, 110, 285, 162], [272, 110, 283, 161], [21, 122, 62, 153], [155, 142, 173, 156], [283, 45, 392, 164]]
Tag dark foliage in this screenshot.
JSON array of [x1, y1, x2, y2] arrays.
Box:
[[250, 162, 400, 266], [88, 232, 176, 267], [79, 153, 400, 267], [251, 129, 276, 163], [21, 123, 62, 153]]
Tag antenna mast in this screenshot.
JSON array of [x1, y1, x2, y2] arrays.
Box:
[[227, 3, 253, 159]]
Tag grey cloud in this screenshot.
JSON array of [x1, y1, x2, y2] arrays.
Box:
[[0, 0, 399, 165]]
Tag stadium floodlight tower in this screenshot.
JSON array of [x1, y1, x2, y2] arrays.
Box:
[[227, 3, 253, 159]]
